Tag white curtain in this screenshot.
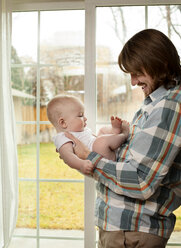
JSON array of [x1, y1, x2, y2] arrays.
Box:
[[0, 0, 18, 247]]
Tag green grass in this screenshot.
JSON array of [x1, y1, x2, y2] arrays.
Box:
[[17, 143, 181, 231], [17, 143, 84, 229]]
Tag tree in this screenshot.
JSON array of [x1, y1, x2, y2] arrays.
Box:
[[11, 46, 23, 91], [159, 5, 181, 40]]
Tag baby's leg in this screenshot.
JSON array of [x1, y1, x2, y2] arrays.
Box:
[[111, 116, 123, 134], [92, 133, 127, 161], [92, 135, 116, 160]]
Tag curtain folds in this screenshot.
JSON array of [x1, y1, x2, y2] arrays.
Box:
[[0, 0, 18, 247]]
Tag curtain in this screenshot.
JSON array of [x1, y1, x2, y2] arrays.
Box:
[[0, 0, 18, 247]]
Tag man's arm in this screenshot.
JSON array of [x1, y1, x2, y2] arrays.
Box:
[[65, 99, 181, 200], [89, 100, 181, 200]]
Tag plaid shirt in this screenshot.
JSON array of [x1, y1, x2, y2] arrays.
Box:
[[88, 83, 181, 239]]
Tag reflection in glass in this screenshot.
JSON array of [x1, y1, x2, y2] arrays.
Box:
[[12, 67, 36, 122], [16, 182, 36, 229], [12, 12, 38, 64], [96, 7, 145, 122], [39, 182, 84, 230], [17, 124, 36, 178]]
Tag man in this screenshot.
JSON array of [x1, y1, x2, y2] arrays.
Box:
[[65, 29, 181, 248]]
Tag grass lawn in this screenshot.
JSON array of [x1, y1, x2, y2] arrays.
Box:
[[17, 143, 84, 230], [17, 143, 181, 231]]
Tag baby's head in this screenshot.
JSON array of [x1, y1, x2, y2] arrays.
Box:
[[47, 95, 86, 132]]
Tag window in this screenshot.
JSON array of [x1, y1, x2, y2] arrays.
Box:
[[10, 1, 181, 247], [11, 9, 86, 248]]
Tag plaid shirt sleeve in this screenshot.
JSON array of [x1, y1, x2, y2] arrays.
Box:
[[89, 87, 181, 200]]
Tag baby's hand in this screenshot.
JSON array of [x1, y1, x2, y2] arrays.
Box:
[[80, 160, 94, 176]]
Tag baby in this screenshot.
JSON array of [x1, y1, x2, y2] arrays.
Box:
[[47, 95, 129, 175]]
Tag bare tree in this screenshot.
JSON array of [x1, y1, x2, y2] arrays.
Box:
[[160, 6, 181, 39], [109, 7, 127, 45]]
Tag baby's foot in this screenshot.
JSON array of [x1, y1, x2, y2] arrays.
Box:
[[122, 120, 130, 138], [111, 116, 122, 134]]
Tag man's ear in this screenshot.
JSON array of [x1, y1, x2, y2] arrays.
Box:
[[58, 117, 67, 129]]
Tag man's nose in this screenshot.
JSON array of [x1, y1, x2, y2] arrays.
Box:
[[131, 74, 139, 86]]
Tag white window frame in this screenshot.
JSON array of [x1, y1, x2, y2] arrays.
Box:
[[10, 1, 181, 247]]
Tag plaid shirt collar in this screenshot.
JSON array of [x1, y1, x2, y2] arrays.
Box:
[[144, 85, 167, 105]]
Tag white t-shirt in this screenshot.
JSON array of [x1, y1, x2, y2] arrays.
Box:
[[53, 127, 96, 151]]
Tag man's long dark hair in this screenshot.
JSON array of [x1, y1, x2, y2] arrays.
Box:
[[118, 29, 181, 89]]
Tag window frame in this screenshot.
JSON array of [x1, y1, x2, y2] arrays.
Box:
[[10, 0, 181, 247]]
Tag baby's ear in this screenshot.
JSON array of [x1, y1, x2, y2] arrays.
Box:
[[58, 117, 67, 129]]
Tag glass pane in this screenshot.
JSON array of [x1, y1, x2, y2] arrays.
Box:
[[39, 182, 84, 231], [40, 10, 84, 65], [12, 12, 38, 64], [148, 5, 181, 56], [9, 238, 36, 248], [40, 239, 84, 248], [96, 7, 145, 123], [40, 66, 84, 122], [12, 67, 37, 122], [40, 10, 85, 122], [39, 129, 83, 180], [17, 124, 36, 178], [16, 182, 36, 229], [13, 227, 36, 236]]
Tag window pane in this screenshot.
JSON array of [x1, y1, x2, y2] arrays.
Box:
[[40, 10, 85, 123], [40, 239, 84, 248], [12, 12, 38, 64], [12, 67, 37, 122], [16, 182, 37, 229], [39, 10, 85, 122], [39, 182, 84, 232], [148, 5, 181, 56], [17, 125, 36, 178], [40, 10, 84, 65], [39, 131, 83, 180], [96, 7, 145, 123], [13, 227, 36, 236], [9, 238, 36, 248], [40, 66, 84, 121]]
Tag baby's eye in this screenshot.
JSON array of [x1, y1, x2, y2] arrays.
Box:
[[79, 113, 83, 117]]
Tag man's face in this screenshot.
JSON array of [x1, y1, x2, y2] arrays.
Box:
[[130, 71, 156, 97]]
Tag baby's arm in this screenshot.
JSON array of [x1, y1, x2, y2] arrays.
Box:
[[59, 142, 94, 176]]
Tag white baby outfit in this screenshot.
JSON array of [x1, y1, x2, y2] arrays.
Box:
[[53, 127, 96, 151]]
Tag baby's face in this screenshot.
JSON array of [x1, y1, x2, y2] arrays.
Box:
[[64, 100, 87, 132]]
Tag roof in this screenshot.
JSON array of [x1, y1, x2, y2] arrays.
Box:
[[11, 88, 35, 99]]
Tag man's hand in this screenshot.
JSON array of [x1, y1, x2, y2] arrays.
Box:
[[65, 132, 91, 160]]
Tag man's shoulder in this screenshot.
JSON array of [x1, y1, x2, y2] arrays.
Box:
[[166, 84, 181, 103]]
